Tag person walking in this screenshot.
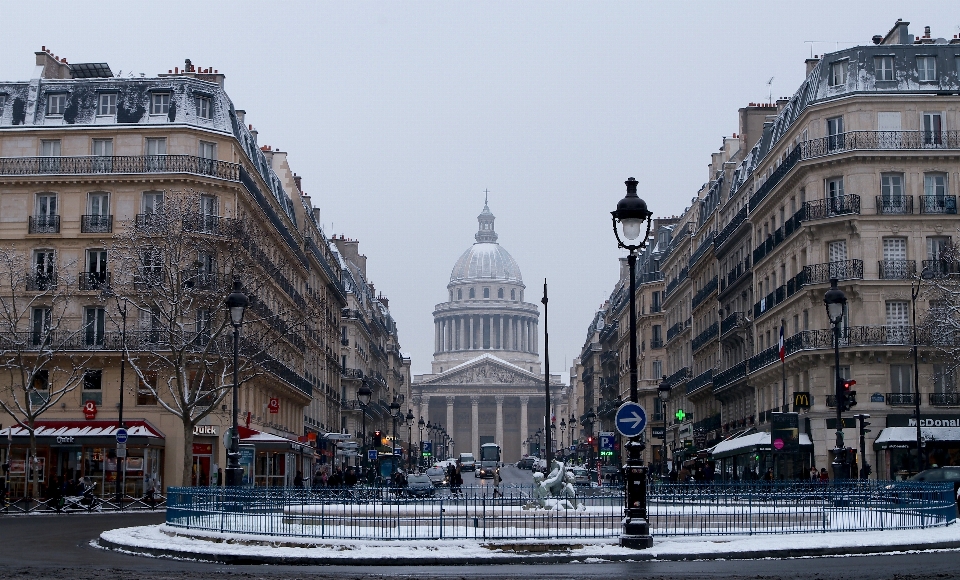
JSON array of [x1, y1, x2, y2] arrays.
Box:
[[492, 468, 503, 498]]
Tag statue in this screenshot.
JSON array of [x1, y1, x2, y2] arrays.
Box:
[[523, 460, 583, 510]]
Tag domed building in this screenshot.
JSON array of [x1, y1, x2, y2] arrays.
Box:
[[411, 201, 566, 463]]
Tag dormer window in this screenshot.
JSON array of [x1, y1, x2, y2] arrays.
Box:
[[917, 56, 937, 82], [829, 61, 847, 86], [47, 94, 66, 116], [151, 93, 170, 115], [875, 56, 894, 81], [98, 93, 117, 116], [196, 95, 213, 119]]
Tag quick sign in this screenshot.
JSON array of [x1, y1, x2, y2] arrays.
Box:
[[268, 398, 280, 414], [193, 425, 217, 436], [83, 401, 97, 420]]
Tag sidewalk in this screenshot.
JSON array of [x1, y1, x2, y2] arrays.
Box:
[[98, 523, 960, 564]]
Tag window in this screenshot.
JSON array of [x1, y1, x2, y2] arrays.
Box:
[[46, 94, 66, 116], [198, 194, 218, 232], [83, 249, 108, 289], [652, 360, 662, 379], [195, 96, 213, 119], [31, 307, 51, 346], [875, 56, 894, 81], [151, 92, 170, 115], [826, 177, 844, 201], [196, 308, 212, 341], [511, 289, 516, 300], [917, 56, 937, 81], [880, 173, 907, 213], [35, 193, 57, 218], [40, 140, 61, 157], [142, 191, 164, 214], [82, 369, 102, 390], [92, 139, 113, 156], [138, 371, 158, 405], [651, 325, 662, 346], [32, 369, 49, 391], [498, 288, 504, 299], [469, 288, 475, 299], [146, 137, 166, 155], [84, 306, 105, 346], [923, 112, 943, 145], [98, 93, 117, 116], [890, 364, 913, 394], [0, 95, 5, 111], [457, 289, 462, 300], [829, 61, 847, 86], [199, 140, 216, 159], [87, 192, 109, 217], [885, 301, 909, 341], [827, 116, 844, 151], [927, 236, 951, 260], [933, 364, 956, 394], [483, 288, 490, 299]]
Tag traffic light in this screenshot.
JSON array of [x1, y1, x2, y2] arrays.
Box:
[[675, 409, 686, 422], [587, 436, 594, 445], [842, 379, 857, 410], [374, 430, 382, 446]]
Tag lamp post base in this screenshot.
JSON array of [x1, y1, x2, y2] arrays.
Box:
[[224, 466, 243, 487], [620, 441, 653, 550]]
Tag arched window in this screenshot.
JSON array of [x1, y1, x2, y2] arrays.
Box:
[[483, 287, 490, 299], [498, 288, 504, 299], [457, 289, 462, 300], [449, 290, 453, 301], [469, 288, 475, 299], [511, 289, 516, 300]]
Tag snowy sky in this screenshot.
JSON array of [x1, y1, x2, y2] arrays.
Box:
[[2, 2, 958, 378]]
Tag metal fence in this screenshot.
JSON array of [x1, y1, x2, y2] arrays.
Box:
[[1, 492, 167, 515], [164, 481, 956, 540]]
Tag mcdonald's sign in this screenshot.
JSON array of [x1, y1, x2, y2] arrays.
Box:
[[793, 392, 812, 410]]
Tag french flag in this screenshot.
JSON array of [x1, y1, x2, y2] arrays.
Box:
[[778, 322, 786, 362]]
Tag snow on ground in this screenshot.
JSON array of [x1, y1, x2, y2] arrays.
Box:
[[99, 522, 960, 562]]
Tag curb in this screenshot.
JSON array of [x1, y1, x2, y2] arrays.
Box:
[[97, 535, 960, 565]]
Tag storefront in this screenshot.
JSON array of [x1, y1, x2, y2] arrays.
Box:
[[0, 420, 164, 498], [237, 426, 315, 487], [710, 430, 814, 481], [874, 417, 960, 480]]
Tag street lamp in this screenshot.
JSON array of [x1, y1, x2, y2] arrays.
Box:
[[559, 419, 566, 459], [390, 397, 401, 472], [224, 278, 248, 487], [417, 417, 425, 469], [406, 409, 414, 472], [658, 375, 670, 480], [357, 383, 371, 475], [550, 422, 557, 457], [612, 177, 654, 549], [911, 268, 931, 473], [569, 413, 576, 450], [824, 278, 848, 480]]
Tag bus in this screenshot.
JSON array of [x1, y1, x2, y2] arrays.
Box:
[[478, 443, 501, 478]]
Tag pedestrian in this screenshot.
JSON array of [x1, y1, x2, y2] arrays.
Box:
[[293, 470, 304, 489], [819, 467, 829, 482], [678, 465, 691, 483], [493, 468, 503, 498], [762, 468, 774, 482], [809, 466, 819, 482]]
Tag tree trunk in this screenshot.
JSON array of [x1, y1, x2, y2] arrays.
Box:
[[28, 418, 38, 500], [181, 418, 195, 487]]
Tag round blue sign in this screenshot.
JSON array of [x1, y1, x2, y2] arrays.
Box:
[[115, 427, 128, 444], [615, 402, 647, 438]]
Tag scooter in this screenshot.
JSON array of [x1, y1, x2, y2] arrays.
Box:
[[63, 477, 101, 511]]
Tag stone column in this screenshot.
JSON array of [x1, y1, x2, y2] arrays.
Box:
[[519, 396, 529, 457], [435, 321, 440, 353], [469, 317, 475, 349], [495, 395, 504, 447], [412, 396, 422, 427], [534, 321, 538, 354], [470, 395, 480, 458], [446, 396, 455, 437], [499, 316, 504, 350], [421, 394, 430, 425]]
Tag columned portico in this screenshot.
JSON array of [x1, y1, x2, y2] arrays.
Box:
[[495, 395, 504, 447], [519, 396, 529, 458], [470, 395, 480, 457]]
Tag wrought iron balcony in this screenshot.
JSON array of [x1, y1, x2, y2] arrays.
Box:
[[81, 214, 113, 233], [666, 321, 685, 342], [78, 272, 111, 291], [720, 312, 747, 337], [752, 207, 804, 264], [341, 368, 364, 380], [922, 259, 960, 278], [25, 273, 57, 291], [887, 393, 916, 406], [920, 195, 958, 214], [0, 154, 240, 180], [28, 215, 60, 234], [803, 195, 860, 220], [686, 369, 713, 395], [803, 259, 863, 285], [713, 361, 747, 392], [691, 276, 718, 311], [689, 233, 715, 268], [693, 413, 721, 432], [664, 267, 688, 298], [691, 322, 719, 353], [879, 259, 916, 280], [662, 366, 690, 389], [876, 195, 913, 215], [930, 392, 960, 406], [649, 338, 664, 349], [714, 206, 747, 251]]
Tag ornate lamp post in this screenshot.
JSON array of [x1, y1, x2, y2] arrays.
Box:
[[559, 419, 566, 459], [224, 279, 248, 487], [612, 176, 654, 549], [357, 383, 372, 475], [824, 278, 848, 480], [406, 409, 414, 472], [550, 422, 557, 459], [570, 413, 576, 451], [658, 375, 670, 480], [417, 416, 425, 470], [390, 397, 401, 473]]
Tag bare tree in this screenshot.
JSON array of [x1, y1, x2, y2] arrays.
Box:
[[0, 247, 90, 498], [918, 242, 960, 392], [107, 189, 313, 486]]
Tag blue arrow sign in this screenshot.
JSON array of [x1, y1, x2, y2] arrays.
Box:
[[615, 402, 647, 438], [115, 428, 128, 444]]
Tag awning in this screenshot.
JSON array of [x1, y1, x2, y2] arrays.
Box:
[[0, 420, 164, 443], [875, 426, 960, 447], [237, 426, 314, 453], [710, 431, 812, 459]]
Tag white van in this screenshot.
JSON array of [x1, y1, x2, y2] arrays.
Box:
[[458, 452, 476, 471]]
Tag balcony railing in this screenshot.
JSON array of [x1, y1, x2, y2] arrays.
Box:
[[714, 206, 747, 251], [341, 368, 364, 380], [719, 257, 750, 293], [182, 214, 242, 236], [662, 367, 690, 389], [650, 338, 664, 349], [689, 233, 715, 268], [25, 273, 57, 291], [713, 360, 747, 392], [879, 259, 916, 280], [802, 130, 960, 157], [691, 322, 719, 353], [922, 259, 960, 278], [876, 195, 913, 215], [666, 321, 685, 342], [887, 393, 916, 406], [81, 214, 113, 233], [920, 195, 958, 214], [930, 392, 960, 406], [0, 154, 241, 180], [691, 276, 718, 311], [803, 195, 860, 220], [720, 312, 747, 337], [687, 369, 714, 395], [752, 206, 804, 265], [664, 267, 688, 298], [802, 259, 863, 285], [78, 272, 111, 291], [28, 215, 60, 234]]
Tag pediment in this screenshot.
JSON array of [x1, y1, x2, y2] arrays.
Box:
[[422, 355, 540, 386]]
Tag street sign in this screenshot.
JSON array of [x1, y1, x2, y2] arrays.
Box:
[[615, 402, 647, 438], [599, 432, 614, 451], [117, 446, 126, 458], [368, 449, 378, 461], [115, 428, 128, 444], [652, 426, 665, 439], [422, 441, 433, 454]]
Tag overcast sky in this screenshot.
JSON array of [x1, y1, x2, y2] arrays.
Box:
[[2, 2, 958, 379]]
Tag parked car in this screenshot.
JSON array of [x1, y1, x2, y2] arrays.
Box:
[[516, 457, 536, 470], [459, 453, 476, 471], [572, 467, 592, 486], [404, 474, 436, 497], [425, 466, 448, 487], [910, 466, 960, 506]]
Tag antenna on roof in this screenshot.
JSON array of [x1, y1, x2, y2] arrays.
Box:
[[767, 77, 774, 105]]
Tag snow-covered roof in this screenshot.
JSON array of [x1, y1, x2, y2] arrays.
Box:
[[711, 431, 812, 458], [875, 426, 960, 445]]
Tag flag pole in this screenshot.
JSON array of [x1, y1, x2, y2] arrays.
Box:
[[780, 320, 787, 412]]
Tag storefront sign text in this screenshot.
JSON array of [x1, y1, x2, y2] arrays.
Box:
[[55, 436, 75, 444], [887, 414, 960, 427], [193, 425, 217, 436], [83, 400, 97, 420], [909, 418, 960, 427]]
